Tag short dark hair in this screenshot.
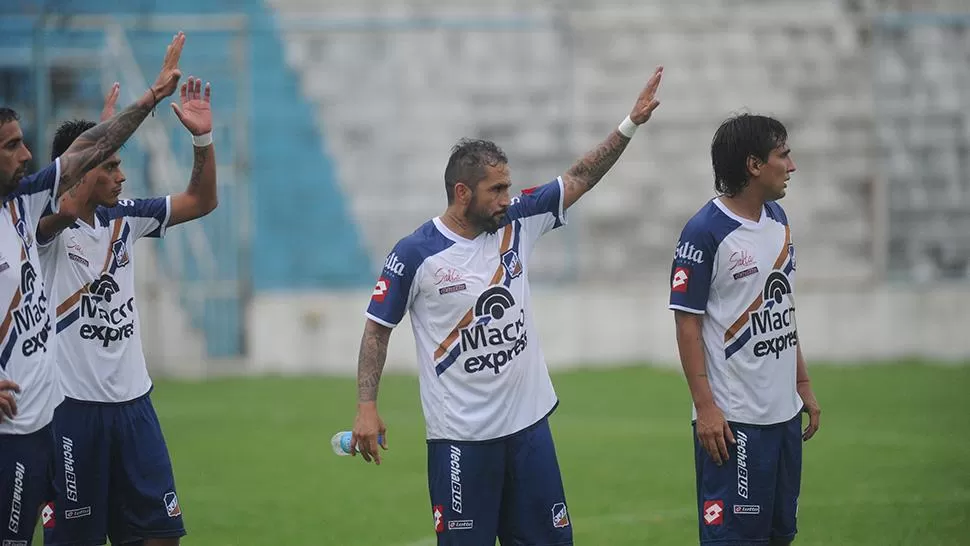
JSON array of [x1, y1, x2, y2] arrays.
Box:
[[0, 108, 19, 128], [711, 114, 788, 197], [444, 138, 508, 204], [51, 119, 96, 161]]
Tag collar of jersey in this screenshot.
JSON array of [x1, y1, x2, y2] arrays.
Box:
[[713, 197, 767, 229], [432, 217, 481, 245]]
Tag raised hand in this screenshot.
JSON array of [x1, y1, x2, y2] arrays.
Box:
[[150, 32, 185, 102], [628, 66, 663, 125], [171, 76, 212, 136], [100, 82, 120, 122]]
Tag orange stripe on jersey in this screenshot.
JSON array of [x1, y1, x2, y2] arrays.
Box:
[[773, 225, 791, 269], [100, 218, 124, 272], [433, 224, 514, 360], [0, 289, 22, 345], [723, 225, 793, 342], [57, 286, 88, 317]]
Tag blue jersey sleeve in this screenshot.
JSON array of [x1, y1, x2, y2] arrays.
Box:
[[366, 243, 422, 328], [13, 158, 60, 226], [668, 220, 718, 314], [506, 178, 566, 235], [104, 197, 171, 240]]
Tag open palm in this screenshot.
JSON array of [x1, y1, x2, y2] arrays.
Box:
[[171, 76, 212, 136]]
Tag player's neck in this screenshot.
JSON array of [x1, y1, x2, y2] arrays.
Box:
[[719, 193, 764, 223], [440, 208, 482, 240], [78, 202, 98, 227]]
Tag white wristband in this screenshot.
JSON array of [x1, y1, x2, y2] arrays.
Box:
[[617, 116, 638, 139], [192, 132, 213, 147]]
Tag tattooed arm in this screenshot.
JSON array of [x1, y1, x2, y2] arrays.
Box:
[[352, 319, 392, 465], [56, 32, 185, 201], [168, 142, 217, 226], [168, 76, 218, 227], [561, 66, 664, 210], [357, 319, 392, 404]]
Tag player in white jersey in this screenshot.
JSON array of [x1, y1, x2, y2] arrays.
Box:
[[0, 32, 185, 546], [350, 67, 663, 545], [36, 75, 217, 546], [669, 114, 822, 545]]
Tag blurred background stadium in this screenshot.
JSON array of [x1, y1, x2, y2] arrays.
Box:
[[2, 0, 968, 544]]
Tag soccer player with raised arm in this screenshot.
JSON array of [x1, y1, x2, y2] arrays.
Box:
[[351, 67, 663, 545], [669, 114, 822, 545], [0, 32, 185, 546], [36, 75, 216, 546]]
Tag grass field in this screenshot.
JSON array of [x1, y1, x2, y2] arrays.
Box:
[[35, 362, 970, 545]]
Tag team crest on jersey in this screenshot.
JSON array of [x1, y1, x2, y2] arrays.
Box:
[[164, 492, 181, 518], [15, 217, 32, 248], [552, 503, 570, 528], [501, 250, 522, 279], [112, 240, 130, 268]]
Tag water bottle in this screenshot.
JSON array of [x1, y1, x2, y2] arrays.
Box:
[[331, 431, 384, 456]]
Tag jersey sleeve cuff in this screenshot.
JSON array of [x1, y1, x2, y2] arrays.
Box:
[[156, 195, 172, 238], [555, 176, 568, 227], [668, 304, 705, 315], [364, 312, 397, 329], [49, 157, 62, 214]]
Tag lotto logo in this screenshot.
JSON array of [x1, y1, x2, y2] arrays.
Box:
[[703, 500, 724, 525], [433, 505, 444, 533], [672, 267, 690, 293], [41, 503, 55, 529], [372, 277, 390, 303]]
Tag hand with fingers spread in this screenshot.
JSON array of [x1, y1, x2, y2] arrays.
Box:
[[149, 32, 186, 104], [350, 402, 388, 465], [100, 82, 121, 122], [696, 403, 735, 466], [171, 76, 212, 136], [0, 379, 20, 424], [628, 65, 664, 125]]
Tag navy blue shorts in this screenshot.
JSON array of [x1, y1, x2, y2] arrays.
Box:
[[0, 423, 55, 546], [694, 414, 802, 545], [428, 417, 573, 546], [44, 394, 185, 546]]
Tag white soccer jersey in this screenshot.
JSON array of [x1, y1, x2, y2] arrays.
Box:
[[367, 178, 567, 442], [0, 159, 62, 435], [39, 197, 171, 403], [669, 198, 802, 426]]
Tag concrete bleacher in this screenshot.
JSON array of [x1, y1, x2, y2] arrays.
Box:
[[269, 0, 878, 284]]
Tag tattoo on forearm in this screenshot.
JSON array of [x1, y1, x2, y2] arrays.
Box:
[[188, 145, 209, 190], [565, 130, 631, 192], [357, 325, 390, 403], [59, 94, 154, 194]]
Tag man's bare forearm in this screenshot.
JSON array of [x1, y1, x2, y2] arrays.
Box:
[[564, 129, 631, 194], [675, 312, 717, 410], [357, 320, 391, 404], [58, 90, 157, 197]]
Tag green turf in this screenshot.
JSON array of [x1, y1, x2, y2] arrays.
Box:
[[35, 362, 970, 545]]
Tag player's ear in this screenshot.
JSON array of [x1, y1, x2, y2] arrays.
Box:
[[746, 154, 762, 179], [455, 181, 471, 204]]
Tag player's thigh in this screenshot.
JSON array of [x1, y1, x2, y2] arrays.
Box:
[[770, 415, 802, 542], [0, 423, 56, 545], [428, 439, 505, 545], [693, 421, 783, 545], [497, 418, 572, 546], [108, 396, 185, 544], [44, 401, 113, 546]]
